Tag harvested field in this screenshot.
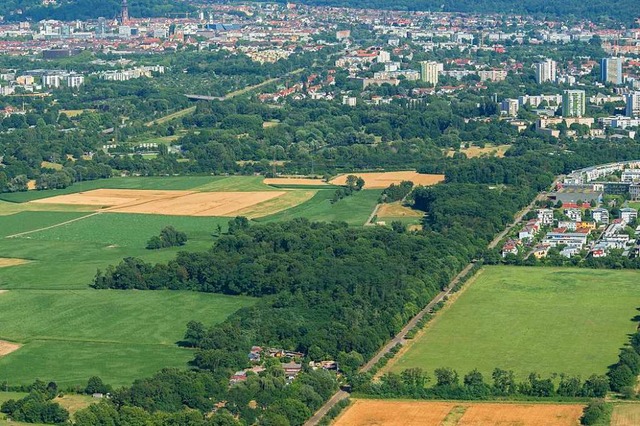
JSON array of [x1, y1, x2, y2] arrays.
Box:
[[110, 191, 286, 216], [0, 259, 29, 268], [29, 189, 293, 217], [0, 340, 20, 357], [231, 190, 317, 218], [334, 400, 454, 426], [377, 202, 423, 218], [611, 404, 640, 426], [330, 171, 444, 189], [335, 400, 584, 426], [458, 403, 583, 426], [30, 189, 191, 208], [264, 178, 328, 186]]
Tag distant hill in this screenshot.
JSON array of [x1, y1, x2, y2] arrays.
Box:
[[0, 0, 193, 21], [282, 0, 639, 25]]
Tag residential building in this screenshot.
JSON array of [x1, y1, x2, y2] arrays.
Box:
[[631, 184, 640, 201], [42, 74, 62, 88], [537, 208, 554, 226], [601, 57, 623, 85], [620, 207, 638, 224], [535, 59, 556, 84], [500, 98, 519, 117], [562, 90, 586, 117], [377, 51, 391, 63], [420, 61, 440, 86], [626, 91, 640, 118], [342, 96, 357, 107], [592, 208, 610, 224], [621, 169, 640, 182], [66, 74, 84, 88]]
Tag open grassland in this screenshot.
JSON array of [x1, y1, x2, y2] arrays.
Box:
[[0, 290, 254, 386], [376, 202, 424, 220], [391, 266, 640, 380], [257, 189, 381, 226], [52, 394, 95, 415], [334, 399, 584, 426], [446, 144, 511, 159], [611, 404, 640, 425], [330, 171, 445, 189]]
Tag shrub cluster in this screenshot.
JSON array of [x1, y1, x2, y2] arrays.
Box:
[[146, 226, 187, 250]]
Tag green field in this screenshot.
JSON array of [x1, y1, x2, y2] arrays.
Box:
[[258, 189, 381, 226], [391, 266, 640, 380], [0, 212, 229, 290], [0, 290, 253, 387]]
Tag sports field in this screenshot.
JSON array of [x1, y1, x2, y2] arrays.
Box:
[[391, 266, 640, 379], [334, 399, 584, 426]]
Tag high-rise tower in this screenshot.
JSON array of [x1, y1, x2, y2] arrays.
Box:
[[121, 0, 130, 25]]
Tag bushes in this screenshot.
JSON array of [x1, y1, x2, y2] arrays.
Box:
[[0, 381, 69, 425], [380, 180, 414, 203], [608, 330, 640, 394], [580, 401, 612, 425], [146, 226, 187, 250]]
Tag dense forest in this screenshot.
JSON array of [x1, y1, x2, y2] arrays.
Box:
[[0, 0, 193, 21], [88, 182, 534, 424], [264, 0, 639, 25]]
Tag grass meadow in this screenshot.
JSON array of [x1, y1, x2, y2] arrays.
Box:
[[0, 212, 230, 290], [0, 291, 254, 387], [391, 266, 640, 380], [258, 189, 381, 226]]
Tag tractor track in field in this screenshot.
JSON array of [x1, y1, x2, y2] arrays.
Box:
[[5, 212, 101, 239]]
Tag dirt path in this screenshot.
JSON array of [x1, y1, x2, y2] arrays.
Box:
[[364, 203, 381, 226], [5, 212, 101, 239]]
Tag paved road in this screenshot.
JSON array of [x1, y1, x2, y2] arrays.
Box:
[[304, 176, 563, 426]]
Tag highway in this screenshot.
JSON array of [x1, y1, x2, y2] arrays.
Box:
[[303, 176, 562, 426]]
